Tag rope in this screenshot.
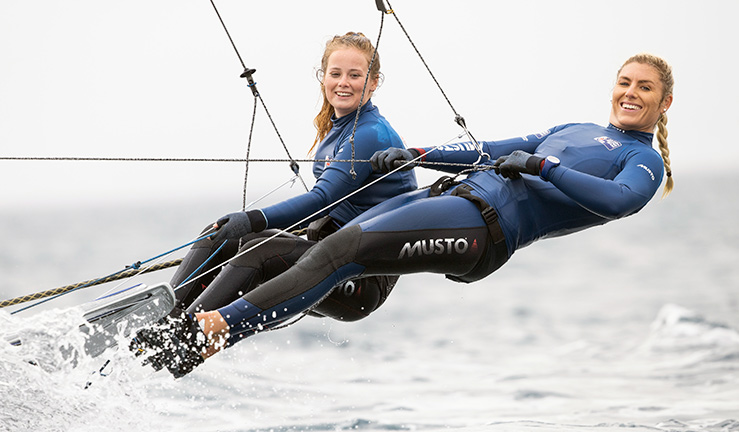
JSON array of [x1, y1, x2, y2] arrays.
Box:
[[5, 232, 215, 313], [208, 0, 246, 69], [348, 11, 385, 179], [208, 0, 308, 192], [242, 97, 257, 211], [0, 156, 486, 170], [0, 259, 182, 310], [383, 0, 488, 163], [1, 156, 317, 162]]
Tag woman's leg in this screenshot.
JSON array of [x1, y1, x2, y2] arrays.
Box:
[[172, 228, 301, 309], [182, 227, 398, 321], [185, 234, 315, 313], [170, 225, 239, 308], [220, 194, 493, 342], [305, 189, 431, 321]]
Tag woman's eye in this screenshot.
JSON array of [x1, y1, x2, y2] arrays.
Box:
[[350, 73, 362, 79], [329, 72, 341, 78], [640, 86, 651, 91]]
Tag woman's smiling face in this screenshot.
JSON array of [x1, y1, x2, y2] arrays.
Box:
[[323, 47, 377, 118], [609, 62, 673, 133]]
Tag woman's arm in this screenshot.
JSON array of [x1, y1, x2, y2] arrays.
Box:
[[415, 125, 573, 173], [260, 122, 395, 229], [548, 149, 664, 219]]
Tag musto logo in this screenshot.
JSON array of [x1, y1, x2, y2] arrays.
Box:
[[398, 238, 469, 259]]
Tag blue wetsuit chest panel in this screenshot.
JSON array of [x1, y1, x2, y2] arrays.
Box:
[[260, 100, 417, 228]]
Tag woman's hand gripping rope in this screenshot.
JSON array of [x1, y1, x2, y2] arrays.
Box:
[[492, 150, 544, 180], [370, 147, 420, 173], [209, 211, 254, 243]]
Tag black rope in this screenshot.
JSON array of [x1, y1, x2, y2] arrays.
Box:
[[348, 11, 385, 179], [385, 2, 458, 118], [383, 0, 487, 163], [0, 156, 317, 162], [0, 155, 490, 170], [209, 0, 246, 69], [208, 0, 308, 191], [243, 97, 257, 211]]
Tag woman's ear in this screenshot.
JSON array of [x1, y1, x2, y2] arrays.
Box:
[[662, 93, 673, 112]]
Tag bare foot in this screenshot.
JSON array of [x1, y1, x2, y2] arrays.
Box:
[[195, 310, 230, 359]]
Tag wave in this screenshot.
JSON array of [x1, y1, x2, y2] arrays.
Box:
[[639, 303, 739, 361]]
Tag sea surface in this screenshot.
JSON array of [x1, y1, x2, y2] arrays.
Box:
[[1, 172, 738, 432]]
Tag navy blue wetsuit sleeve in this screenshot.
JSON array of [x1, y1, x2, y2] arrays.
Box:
[[547, 148, 664, 219], [260, 123, 391, 229], [416, 125, 573, 173]]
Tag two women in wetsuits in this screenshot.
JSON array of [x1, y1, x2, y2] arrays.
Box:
[[135, 53, 675, 378]]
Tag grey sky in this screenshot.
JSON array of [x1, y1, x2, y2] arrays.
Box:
[[1, 1, 736, 208]]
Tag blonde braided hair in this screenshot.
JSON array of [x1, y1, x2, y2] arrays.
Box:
[[618, 53, 674, 198], [655, 112, 673, 197]]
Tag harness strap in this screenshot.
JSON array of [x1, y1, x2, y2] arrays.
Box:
[[447, 182, 509, 283], [427, 176, 505, 245], [428, 175, 459, 197], [306, 215, 341, 241], [451, 184, 506, 246]]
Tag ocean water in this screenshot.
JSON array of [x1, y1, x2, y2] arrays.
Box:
[[1, 172, 738, 432]]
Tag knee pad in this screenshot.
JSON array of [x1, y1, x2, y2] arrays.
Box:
[[311, 275, 398, 322]]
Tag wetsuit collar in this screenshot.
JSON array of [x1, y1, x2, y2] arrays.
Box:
[[607, 123, 654, 146], [331, 100, 375, 128]]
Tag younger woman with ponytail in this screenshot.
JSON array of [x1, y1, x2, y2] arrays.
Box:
[[163, 32, 416, 344]]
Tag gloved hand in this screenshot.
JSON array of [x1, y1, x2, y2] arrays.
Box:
[[209, 211, 252, 243], [492, 150, 544, 180], [370, 148, 419, 173], [130, 307, 207, 378]]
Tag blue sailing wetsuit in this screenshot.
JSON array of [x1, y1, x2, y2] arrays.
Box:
[[217, 123, 665, 343], [172, 100, 417, 320], [258, 100, 418, 229]]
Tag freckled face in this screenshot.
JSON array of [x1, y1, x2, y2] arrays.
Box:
[[609, 62, 673, 133], [323, 47, 377, 118]]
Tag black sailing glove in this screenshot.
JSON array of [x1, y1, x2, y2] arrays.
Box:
[[370, 148, 420, 173], [492, 150, 544, 180], [130, 307, 207, 379], [209, 211, 253, 243]]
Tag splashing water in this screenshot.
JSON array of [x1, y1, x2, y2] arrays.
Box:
[[0, 308, 169, 431], [3, 298, 739, 432]]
